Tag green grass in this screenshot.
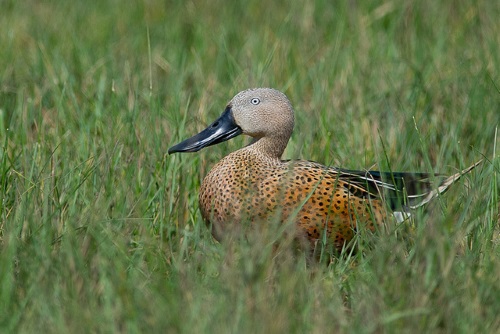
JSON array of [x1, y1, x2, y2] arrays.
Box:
[[1, 0, 499, 332]]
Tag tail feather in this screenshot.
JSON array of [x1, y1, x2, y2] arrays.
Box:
[[337, 160, 482, 210], [407, 159, 482, 209]]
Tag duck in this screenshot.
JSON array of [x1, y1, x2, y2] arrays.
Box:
[[168, 88, 481, 251]]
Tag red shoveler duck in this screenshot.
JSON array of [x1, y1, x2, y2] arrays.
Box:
[[168, 88, 481, 251]]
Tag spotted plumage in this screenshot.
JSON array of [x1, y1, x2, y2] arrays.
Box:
[[169, 88, 480, 251]]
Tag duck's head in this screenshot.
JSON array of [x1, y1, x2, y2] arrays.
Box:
[[168, 88, 295, 155]]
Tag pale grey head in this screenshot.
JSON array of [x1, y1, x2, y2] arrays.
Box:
[[168, 88, 295, 158], [229, 88, 294, 140]]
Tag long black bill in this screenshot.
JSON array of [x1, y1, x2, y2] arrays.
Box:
[[168, 107, 242, 154]]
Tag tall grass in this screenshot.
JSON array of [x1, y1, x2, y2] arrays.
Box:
[[0, 0, 499, 332]]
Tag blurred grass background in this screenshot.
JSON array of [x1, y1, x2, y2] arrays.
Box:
[[0, 0, 499, 332]]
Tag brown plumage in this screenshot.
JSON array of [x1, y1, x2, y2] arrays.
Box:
[[169, 88, 481, 251]]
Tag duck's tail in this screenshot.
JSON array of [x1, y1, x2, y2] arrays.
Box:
[[405, 159, 482, 209], [338, 160, 483, 212]]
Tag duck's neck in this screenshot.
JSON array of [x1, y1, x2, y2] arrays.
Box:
[[248, 135, 289, 160]]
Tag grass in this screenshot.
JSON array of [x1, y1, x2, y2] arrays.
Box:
[[0, 0, 499, 332]]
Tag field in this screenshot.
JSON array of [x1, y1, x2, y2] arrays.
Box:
[[1, 0, 499, 332]]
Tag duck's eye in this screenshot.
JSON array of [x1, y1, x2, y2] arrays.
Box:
[[250, 98, 260, 105]]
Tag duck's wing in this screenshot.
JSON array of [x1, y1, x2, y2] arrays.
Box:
[[331, 160, 482, 210]]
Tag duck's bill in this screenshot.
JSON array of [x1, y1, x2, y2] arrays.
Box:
[[168, 107, 242, 154]]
